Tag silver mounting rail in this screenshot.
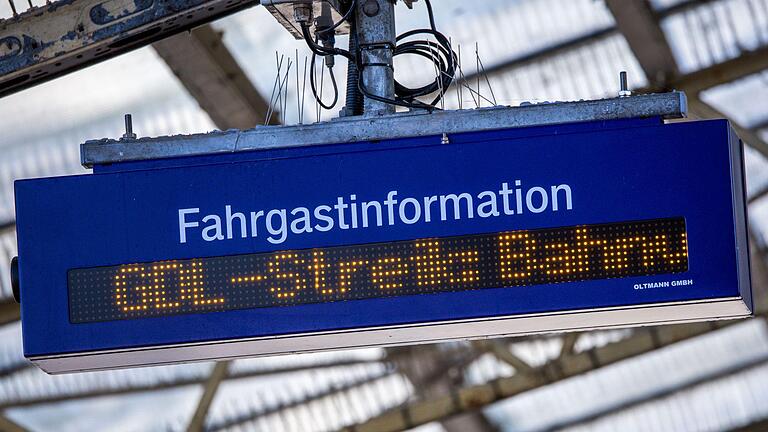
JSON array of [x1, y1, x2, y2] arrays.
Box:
[[81, 91, 687, 168]]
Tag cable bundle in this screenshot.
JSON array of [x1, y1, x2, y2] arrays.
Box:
[[392, 26, 456, 107], [301, 0, 456, 113]]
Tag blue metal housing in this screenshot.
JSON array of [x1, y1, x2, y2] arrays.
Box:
[[13, 116, 752, 373]]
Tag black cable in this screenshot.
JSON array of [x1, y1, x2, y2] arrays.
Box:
[[393, 27, 456, 106], [301, 0, 455, 113], [309, 54, 339, 110], [301, 22, 355, 61], [423, 0, 438, 30], [309, 43, 340, 110], [345, 8, 364, 116], [301, 7, 351, 113], [355, 0, 456, 111], [316, 0, 356, 36]]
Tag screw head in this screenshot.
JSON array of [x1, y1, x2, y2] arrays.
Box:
[[363, 0, 380, 17], [293, 4, 313, 23]]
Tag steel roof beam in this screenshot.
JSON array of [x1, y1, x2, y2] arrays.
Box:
[[456, 0, 710, 88], [728, 417, 768, 432], [671, 46, 768, 96], [606, 0, 679, 86], [208, 369, 396, 431], [606, 0, 768, 160], [687, 97, 768, 158], [389, 345, 497, 432], [0, 358, 383, 409], [0, 221, 13, 234], [186, 361, 229, 432], [0, 301, 19, 327], [544, 348, 768, 432], [0, 0, 259, 98], [152, 25, 277, 130], [1, 222, 20, 321], [0, 413, 27, 432], [0, 0, 711, 100], [473, 340, 533, 375], [341, 323, 729, 432]]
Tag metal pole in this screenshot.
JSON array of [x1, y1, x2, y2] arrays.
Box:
[[355, 0, 397, 116]]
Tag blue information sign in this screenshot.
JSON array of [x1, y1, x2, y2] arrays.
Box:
[[13, 116, 751, 373]]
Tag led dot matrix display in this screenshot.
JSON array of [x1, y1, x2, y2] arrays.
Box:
[[68, 218, 689, 323]]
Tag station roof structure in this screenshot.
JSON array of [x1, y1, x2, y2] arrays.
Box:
[[1, 0, 768, 430]]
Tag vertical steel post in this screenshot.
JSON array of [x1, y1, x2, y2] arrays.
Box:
[[355, 0, 397, 116]]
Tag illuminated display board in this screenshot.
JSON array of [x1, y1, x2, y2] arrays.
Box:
[[13, 116, 751, 373], [69, 218, 688, 323]]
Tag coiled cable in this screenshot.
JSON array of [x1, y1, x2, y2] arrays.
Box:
[[303, 0, 455, 113]]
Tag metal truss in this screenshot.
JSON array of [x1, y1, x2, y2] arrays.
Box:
[[152, 24, 278, 130], [2, 2, 768, 431], [0, 0, 259, 97], [0, 358, 386, 409]]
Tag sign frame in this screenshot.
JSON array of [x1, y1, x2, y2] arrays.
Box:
[[14, 96, 752, 373]]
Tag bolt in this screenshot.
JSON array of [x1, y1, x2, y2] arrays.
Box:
[[362, 0, 380, 17], [618, 71, 631, 97], [293, 4, 313, 23], [122, 114, 137, 140]]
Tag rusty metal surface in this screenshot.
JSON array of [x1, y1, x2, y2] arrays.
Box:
[[0, 0, 260, 97]]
